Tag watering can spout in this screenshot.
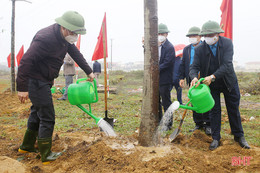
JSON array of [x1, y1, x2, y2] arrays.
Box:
[[179, 104, 197, 111]]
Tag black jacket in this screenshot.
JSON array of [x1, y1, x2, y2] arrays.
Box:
[[179, 44, 192, 85], [189, 36, 237, 92], [17, 24, 92, 91], [159, 39, 175, 85]]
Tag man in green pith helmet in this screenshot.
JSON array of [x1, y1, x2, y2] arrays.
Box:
[[179, 26, 211, 135], [158, 23, 175, 129], [189, 20, 250, 150], [16, 11, 95, 164]]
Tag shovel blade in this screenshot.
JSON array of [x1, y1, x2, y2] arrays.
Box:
[[169, 128, 180, 142], [104, 117, 114, 128]]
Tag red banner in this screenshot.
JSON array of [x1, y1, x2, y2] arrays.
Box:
[[220, 0, 233, 40], [92, 13, 108, 61], [16, 45, 24, 66]]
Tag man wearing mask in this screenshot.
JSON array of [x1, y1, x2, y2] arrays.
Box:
[[158, 23, 175, 129], [190, 20, 250, 150], [17, 11, 95, 164], [179, 26, 211, 135]]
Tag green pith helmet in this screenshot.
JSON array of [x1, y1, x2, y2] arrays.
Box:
[[158, 23, 170, 34], [186, 26, 201, 37], [55, 11, 86, 35], [199, 20, 224, 36]]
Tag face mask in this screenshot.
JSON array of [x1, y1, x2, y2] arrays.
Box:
[[158, 35, 166, 43], [189, 37, 199, 45], [65, 34, 78, 44], [204, 36, 218, 45]]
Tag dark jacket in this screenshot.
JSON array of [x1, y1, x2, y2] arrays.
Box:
[[17, 24, 92, 91], [159, 39, 175, 85], [173, 56, 182, 85], [189, 36, 237, 92], [179, 44, 192, 85], [93, 61, 101, 73]]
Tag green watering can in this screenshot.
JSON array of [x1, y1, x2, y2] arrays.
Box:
[[179, 78, 215, 113], [68, 78, 116, 137], [58, 87, 66, 94], [68, 78, 100, 123], [51, 86, 56, 94], [68, 78, 98, 105]]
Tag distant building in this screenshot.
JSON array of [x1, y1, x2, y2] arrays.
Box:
[[244, 61, 260, 72]]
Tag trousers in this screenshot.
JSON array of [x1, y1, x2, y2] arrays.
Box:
[[210, 82, 244, 141], [27, 78, 55, 138]]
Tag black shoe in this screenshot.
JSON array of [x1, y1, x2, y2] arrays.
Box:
[[189, 125, 202, 132], [209, 140, 220, 150], [234, 136, 250, 149], [205, 127, 212, 135], [57, 97, 66, 100]]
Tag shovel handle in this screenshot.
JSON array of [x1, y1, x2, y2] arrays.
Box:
[[178, 109, 187, 130]]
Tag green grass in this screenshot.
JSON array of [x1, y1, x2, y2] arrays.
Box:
[[50, 71, 260, 146], [0, 71, 259, 146]]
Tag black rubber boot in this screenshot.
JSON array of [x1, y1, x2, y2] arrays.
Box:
[[38, 138, 62, 165], [18, 129, 38, 153]]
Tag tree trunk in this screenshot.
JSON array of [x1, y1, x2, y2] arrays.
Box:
[[138, 0, 159, 146]]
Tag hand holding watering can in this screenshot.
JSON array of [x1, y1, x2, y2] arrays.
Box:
[[178, 78, 215, 113], [191, 75, 215, 87]]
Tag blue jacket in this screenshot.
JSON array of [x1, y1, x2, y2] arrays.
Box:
[[159, 39, 175, 85], [179, 44, 192, 85], [190, 36, 237, 92]]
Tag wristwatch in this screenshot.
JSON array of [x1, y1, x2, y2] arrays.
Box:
[[210, 75, 216, 82]]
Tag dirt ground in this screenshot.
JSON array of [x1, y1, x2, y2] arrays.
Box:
[[0, 88, 259, 173]]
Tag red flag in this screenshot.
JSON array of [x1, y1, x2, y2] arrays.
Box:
[[16, 45, 24, 66], [7, 53, 11, 68], [220, 0, 233, 40], [92, 13, 108, 61], [76, 35, 81, 50], [75, 35, 81, 67]]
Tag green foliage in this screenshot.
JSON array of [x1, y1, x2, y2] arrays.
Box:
[[237, 72, 260, 95]]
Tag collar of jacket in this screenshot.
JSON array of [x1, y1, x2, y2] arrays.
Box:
[[161, 39, 169, 48], [54, 23, 68, 46]]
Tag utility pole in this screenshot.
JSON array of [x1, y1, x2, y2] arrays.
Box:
[[110, 38, 113, 71], [138, 0, 159, 146], [10, 0, 31, 93], [11, 0, 15, 93]]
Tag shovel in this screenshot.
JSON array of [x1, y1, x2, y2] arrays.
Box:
[[104, 110, 114, 127], [169, 108, 188, 142]]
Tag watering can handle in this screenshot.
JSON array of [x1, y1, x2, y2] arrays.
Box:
[[75, 78, 98, 103], [189, 78, 205, 96]]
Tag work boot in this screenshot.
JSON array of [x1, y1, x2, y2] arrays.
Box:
[[38, 138, 62, 165], [18, 129, 38, 153], [205, 126, 212, 136], [209, 139, 220, 150], [189, 125, 202, 132], [234, 136, 250, 149]]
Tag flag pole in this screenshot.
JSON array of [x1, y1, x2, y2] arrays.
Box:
[[103, 16, 108, 118]]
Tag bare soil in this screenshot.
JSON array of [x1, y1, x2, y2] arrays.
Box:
[[0, 88, 259, 173]]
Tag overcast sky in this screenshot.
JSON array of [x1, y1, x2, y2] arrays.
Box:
[[0, 0, 259, 66]]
